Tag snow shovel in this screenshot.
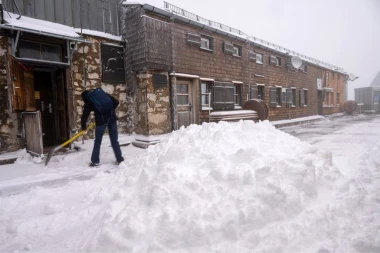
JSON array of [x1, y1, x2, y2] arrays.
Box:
[[45, 123, 95, 166]]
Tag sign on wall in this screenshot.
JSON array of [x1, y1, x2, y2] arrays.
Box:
[[317, 78, 322, 90], [101, 43, 125, 83]]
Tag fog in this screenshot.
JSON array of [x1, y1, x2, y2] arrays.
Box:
[[139, 0, 380, 99]]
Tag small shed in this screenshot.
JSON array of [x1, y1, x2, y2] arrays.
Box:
[[354, 87, 380, 113]]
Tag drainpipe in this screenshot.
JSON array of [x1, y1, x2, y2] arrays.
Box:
[[0, 0, 4, 24]]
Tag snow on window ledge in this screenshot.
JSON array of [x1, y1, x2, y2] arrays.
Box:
[[202, 107, 213, 111]]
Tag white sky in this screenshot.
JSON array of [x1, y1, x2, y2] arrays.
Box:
[[141, 0, 380, 99]]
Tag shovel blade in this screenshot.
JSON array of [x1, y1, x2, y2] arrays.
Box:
[[45, 146, 60, 166]]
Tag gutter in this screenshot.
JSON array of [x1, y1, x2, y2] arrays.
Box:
[[0, 24, 91, 43]]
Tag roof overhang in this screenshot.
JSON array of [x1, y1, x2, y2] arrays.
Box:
[[1, 12, 90, 43]]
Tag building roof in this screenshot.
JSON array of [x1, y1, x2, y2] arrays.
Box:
[[370, 71, 380, 87], [1, 12, 85, 41], [123, 1, 348, 75]]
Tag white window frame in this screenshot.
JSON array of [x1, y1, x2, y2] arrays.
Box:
[[201, 82, 213, 108], [232, 45, 241, 57], [256, 53, 263, 64], [234, 83, 242, 108], [200, 37, 211, 50]]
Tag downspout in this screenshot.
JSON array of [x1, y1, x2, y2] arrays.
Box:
[[0, 0, 4, 24]]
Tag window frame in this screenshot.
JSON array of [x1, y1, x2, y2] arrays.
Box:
[[233, 83, 243, 108], [256, 53, 263, 64], [201, 81, 213, 109], [200, 35, 213, 51], [232, 44, 242, 57], [176, 83, 190, 106]]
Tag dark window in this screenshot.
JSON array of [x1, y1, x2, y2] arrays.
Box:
[[234, 84, 242, 106], [18, 40, 63, 62], [292, 89, 296, 106], [258, 85, 265, 100], [286, 88, 292, 106], [305, 90, 308, 106], [250, 85, 258, 99], [337, 93, 340, 105], [299, 64, 307, 73], [213, 82, 235, 110], [300, 89, 307, 107]]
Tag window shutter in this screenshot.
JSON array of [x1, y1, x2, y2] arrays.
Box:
[[186, 32, 201, 45], [270, 55, 277, 65], [23, 70, 36, 111], [286, 88, 292, 106], [213, 82, 224, 110], [270, 87, 277, 108], [10, 57, 26, 111], [213, 82, 234, 110], [224, 42, 234, 55], [248, 51, 257, 62], [250, 85, 258, 99]]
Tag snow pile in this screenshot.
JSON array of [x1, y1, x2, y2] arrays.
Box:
[[1, 120, 379, 253], [88, 121, 342, 253]]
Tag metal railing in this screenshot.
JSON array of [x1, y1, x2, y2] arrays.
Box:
[[163, 1, 344, 73]]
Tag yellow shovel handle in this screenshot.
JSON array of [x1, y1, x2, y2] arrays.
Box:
[[59, 122, 95, 148]]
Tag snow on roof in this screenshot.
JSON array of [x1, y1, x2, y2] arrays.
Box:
[[2, 12, 81, 39], [74, 29, 122, 42]]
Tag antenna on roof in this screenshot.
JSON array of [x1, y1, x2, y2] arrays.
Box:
[[290, 55, 302, 69]]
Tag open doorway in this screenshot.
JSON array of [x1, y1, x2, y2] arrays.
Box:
[[33, 69, 68, 148]]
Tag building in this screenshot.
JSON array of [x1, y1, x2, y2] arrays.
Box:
[[354, 71, 380, 113], [122, 2, 349, 135], [0, 0, 129, 154], [0, 0, 350, 155]]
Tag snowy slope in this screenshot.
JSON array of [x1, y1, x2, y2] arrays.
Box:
[[0, 120, 379, 253]]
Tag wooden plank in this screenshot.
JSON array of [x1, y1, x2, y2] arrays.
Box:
[[9, 57, 26, 111], [23, 70, 36, 112], [178, 111, 191, 128], [22, 111, 43, 157]]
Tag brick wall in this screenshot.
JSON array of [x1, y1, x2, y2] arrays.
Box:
[[167, 18, 344, 121]]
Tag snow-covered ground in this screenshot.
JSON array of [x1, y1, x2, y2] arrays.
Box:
[[0, 116, 380, 253]]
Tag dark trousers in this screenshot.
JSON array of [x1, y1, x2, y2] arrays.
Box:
[[91, 120, 123, 164]]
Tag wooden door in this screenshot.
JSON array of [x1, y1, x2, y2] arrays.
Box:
[[55, 69, 68, 143], [22, 111, 43, 157], [176, 81, 193, 128]]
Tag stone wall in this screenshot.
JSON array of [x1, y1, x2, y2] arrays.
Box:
[[135, 72, 171, 135], [70, 35, 129, 138], [0, 36, 22, 152]]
